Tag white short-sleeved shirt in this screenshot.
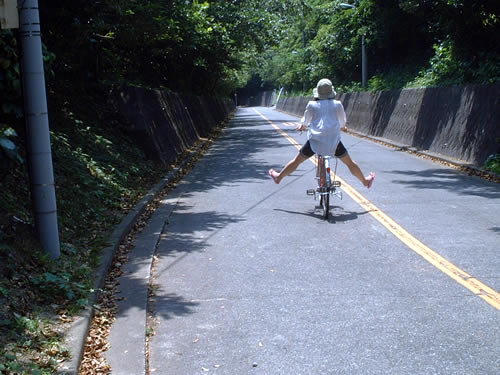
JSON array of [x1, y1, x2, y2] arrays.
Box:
[[301, 99, 346, 157]]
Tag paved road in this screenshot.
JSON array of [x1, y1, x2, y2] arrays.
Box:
[[109, 107, 500, 374]]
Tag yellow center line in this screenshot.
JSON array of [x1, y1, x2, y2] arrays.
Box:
[[254, 108, 500, 310]]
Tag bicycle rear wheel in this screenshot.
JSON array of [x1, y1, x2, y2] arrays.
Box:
[[320, 192, 329, 219]]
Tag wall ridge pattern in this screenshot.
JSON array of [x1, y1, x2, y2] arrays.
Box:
[[114, 86, 235, 165]]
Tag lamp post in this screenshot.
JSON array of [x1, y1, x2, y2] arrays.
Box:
[[339, 3, 367, 88]]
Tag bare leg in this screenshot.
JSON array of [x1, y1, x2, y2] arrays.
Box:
[[339, 153, 375, 187], [269, 152, 308, 184]]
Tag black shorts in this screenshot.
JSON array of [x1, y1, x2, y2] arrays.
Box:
[[299, 140, 348, 159]]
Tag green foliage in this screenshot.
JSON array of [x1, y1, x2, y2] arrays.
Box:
[[367, 68, 413, 92], [0, 358, 46, 375], [483, 154, 500, 175], [0, 28, 56, 125], [0, 30, 22, 118], [0, 30, 24, 162], [408, 39, 500, 88], [1, 312, 69, 375], [37, 0, 280, 96], [409, 40, 467, 87], [47, 107, 160, 242], [249, 0, 500, 93], [0, 73, 170, 374], [31, 272, 87, 303], [0, 127, 24, 164], [4, 0, 500, 97]]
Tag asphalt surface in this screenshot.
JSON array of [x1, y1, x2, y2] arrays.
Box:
[[105, 107, 499, 374]]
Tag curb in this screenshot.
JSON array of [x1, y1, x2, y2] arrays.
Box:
[[57, 146, 204, 375]]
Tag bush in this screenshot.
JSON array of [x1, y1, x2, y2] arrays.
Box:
[[408, 39, 500, 88], [483, 154, 500, 175]]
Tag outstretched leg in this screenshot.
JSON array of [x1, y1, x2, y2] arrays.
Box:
[[269, 152, 308, 184], [339, 153, 375, 188]]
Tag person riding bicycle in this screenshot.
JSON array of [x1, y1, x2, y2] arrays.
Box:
[[268, 78, 375, 188]]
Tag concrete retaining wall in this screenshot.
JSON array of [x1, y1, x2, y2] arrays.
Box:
[[114, 86, 235, 164], [276, 84, 500, 166], [238, 90, 276, 107]]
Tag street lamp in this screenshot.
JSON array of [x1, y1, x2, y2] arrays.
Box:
[[339, 3, 367, 88]]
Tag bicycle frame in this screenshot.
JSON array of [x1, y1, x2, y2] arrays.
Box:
[[307, 155, 342, 218]]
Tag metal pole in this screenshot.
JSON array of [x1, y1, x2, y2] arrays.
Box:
[[18, 0, 60, 258], [361, 34, 367, 88], [339, 4, 367, 88], [275, 87, 284, 105]]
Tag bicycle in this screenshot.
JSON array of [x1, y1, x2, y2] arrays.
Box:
[[307, 155, 342, 219]]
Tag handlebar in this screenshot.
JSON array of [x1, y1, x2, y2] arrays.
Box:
[[298, 124, 348, 133], [297, 124, 308, 134]]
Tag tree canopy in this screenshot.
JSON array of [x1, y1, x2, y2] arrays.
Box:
[[32, 0, 272, 94], [0, 0, 499, 105], [257, 0, 500, 93]]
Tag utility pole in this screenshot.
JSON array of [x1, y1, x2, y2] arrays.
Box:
[[339, 3, 368, 88], [275, 87, 284, 106], [361, 33, 367, 88], [18, 0, 60, 258]]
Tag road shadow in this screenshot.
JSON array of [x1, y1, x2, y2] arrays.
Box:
[[274, 207, 370, 223], [110, 109, 307, 322], [157, 203, 246, 259], [388, 168, 500, 199], [178, 109, 303, 195], [147, 292, 199, 320], [327, 207, 371, 223], [489, 227, 500, 235], [112, 199, 245, 322]]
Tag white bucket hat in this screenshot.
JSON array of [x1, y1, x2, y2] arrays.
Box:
[[313, 78, 336, 99]]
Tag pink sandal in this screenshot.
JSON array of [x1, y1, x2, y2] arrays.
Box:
[[269, 169, 279, 184], [366, 172, 375, 188]]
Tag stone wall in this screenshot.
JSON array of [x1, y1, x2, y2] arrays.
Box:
[[276, 84, 500, 166], [114, 86, 235, 164]]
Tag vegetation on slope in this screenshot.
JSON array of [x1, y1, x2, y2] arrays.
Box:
[[0, 80, 171, 373]]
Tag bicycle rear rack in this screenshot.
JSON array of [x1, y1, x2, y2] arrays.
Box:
[[306, 180, 342, 200]]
